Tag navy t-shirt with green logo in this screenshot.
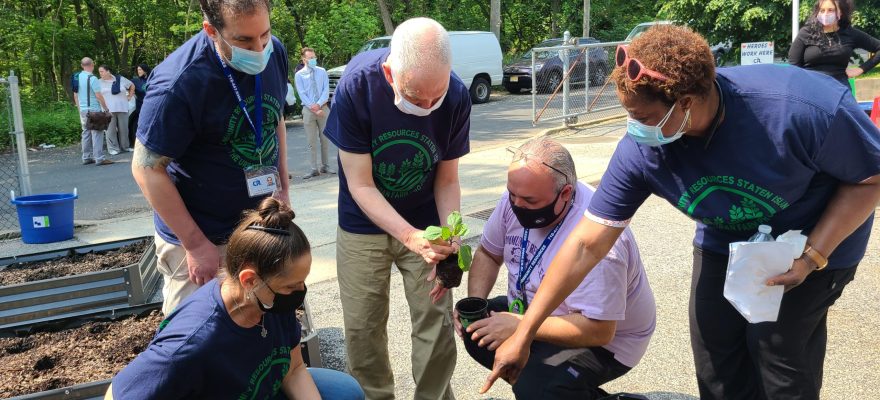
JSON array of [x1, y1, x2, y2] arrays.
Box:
[[111, 279, 301, 399], [588, 65, 880, 269], [324, 49, 471, 234], [137, 31, 288, 245]]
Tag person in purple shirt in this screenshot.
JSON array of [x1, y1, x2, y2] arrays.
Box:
[[485, 25, 880, 400], [456, 137, 655, 399]]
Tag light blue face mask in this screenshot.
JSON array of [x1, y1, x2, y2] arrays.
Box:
[[219, 35, 274, 75], [307, 58, 318, 68], [626, 102, 690, 147]]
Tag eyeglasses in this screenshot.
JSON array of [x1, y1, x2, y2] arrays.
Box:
[[506, 146, 569, 184], [616, 45, 669, 82]]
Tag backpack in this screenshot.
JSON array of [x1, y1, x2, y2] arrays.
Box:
[[71, 72, 80, 93], [111, 75, 121, 95]]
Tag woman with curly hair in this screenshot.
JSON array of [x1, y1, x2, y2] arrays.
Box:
[[483, 24, 880, 400], [789, 0, 880, 86]]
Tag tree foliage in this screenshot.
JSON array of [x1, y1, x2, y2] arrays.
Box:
[[0, 0, 659, 106]]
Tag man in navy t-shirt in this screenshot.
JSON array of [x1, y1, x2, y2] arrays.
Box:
[[132, 0, 290, 315], [324, 17, 469, 399]]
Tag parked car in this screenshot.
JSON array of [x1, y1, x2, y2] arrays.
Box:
[[502, 37, 611, 94], [626, 21, 732, 66], [327, 31, 503, 104]]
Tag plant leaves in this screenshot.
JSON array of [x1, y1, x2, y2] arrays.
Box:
[[441, 226, 453, 240], [458, 244, 473, 272], [447, 211, 463, 228], [454, 225, 469, 238], [423, 226, 443, 240]]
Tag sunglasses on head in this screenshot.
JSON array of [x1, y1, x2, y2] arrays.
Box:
[[616, 45, 669, 82]]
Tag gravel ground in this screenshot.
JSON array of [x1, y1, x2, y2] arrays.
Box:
[[306, 195, 880, 399]]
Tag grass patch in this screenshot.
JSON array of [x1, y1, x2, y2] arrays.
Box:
[[0, 101, 80, 150]]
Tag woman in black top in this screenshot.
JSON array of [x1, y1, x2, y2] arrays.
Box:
[[789, 0, 880, 87], [128, 63, 152, 145]]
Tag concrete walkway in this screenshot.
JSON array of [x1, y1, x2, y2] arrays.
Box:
[[1, 120, 877, 399]]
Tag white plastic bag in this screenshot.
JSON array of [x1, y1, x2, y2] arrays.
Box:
[[723, 230, 807, 323], [128, 97, 137, 113]]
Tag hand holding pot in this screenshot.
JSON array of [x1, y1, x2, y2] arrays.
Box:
[[185, 238, 220, 286], [467, 311, 521, 351], [404, 229, 454, 264]]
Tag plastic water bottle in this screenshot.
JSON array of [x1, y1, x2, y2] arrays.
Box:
[[748, 225, 775, 242]]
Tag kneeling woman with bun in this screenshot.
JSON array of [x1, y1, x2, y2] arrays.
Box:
[[107, 198, 364, 399]]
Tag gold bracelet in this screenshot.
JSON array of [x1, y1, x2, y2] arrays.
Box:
[[802, 245, 829, 270]]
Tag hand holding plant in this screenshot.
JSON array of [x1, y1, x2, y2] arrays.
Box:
[[423, 211, 473, 288]]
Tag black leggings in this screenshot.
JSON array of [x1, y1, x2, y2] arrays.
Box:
[[462, 297, 631, 400], [689, 247, 857, 400]]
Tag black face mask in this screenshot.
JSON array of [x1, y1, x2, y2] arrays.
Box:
[[509, 188, 565, 229], [255, 281, 307, 314]]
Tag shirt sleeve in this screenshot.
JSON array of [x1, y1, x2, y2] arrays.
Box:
[[562, 231, 631, 320], [586, 138, 652, 226], [814, 92, 880, 183], [90, 76, 101, 94], [479, 193, 510, 258], [111, 342, 198, 399], [852, 28, 880, 73], [323, 75, 372, 154], [317, 69, 330, 106], [443, 82, 472, 161], [788, 30, 807, 67], [294, 72, 315, 107], [136, 86, 196, 159]]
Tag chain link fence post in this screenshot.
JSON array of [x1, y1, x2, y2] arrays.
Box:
[[9, 71, 32, 196]]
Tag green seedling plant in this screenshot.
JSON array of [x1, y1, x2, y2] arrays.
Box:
[[423, 211, 473, 272]]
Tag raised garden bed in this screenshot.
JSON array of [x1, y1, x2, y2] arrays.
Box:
[[0, 237, 160, 333], [0, 306, 162, 399]]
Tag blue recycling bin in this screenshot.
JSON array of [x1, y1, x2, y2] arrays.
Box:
[[10, 192, 78, 244]]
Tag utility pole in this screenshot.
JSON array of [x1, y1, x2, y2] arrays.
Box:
[[583, 0, 590, 38], [490, 0, 501, 41]]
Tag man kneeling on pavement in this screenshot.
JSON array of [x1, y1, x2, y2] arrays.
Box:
[[455, 137, 656, 399]]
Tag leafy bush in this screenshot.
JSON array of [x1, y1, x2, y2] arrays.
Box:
[[0, 100, 80, 150]]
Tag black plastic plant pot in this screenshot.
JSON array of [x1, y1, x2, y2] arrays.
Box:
[[436, 253, 463, 289], [455, 297, 489, 329]]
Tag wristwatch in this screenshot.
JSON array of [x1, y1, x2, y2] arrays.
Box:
[[802, 245, 829, 270]]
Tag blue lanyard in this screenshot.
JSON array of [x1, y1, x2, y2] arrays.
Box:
[[517, 207, 571, 292], [214, 48, 263, 149]]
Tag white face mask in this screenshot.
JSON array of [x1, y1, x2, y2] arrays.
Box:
[[390, 70, 446, 117], [818, 12, 838, 26]]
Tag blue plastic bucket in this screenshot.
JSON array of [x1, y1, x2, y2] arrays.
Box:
[[10, 192, 78, 244]]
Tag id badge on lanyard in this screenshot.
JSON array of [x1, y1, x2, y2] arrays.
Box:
[[214, 47, 279, 198], [509, 210, 569, 315]]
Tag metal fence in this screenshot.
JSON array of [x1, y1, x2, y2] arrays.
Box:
[[527, 36, 627, 126], [0, 73, 27, 234]]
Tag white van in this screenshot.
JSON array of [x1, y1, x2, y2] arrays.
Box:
[[327, 31, 503, 104]]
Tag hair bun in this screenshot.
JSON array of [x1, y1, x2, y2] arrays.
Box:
[[255, 197, 296, 229]]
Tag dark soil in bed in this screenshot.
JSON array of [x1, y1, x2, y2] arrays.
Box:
[[0, 240, 150, 286], [0, 310, 163, 397]]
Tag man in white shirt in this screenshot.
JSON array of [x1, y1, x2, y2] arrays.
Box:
[[294, 47, 333, 179]]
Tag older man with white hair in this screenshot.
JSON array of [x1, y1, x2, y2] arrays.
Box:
[[324, 17, 470, 399]]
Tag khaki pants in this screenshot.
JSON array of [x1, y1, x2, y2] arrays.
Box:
[[154, 233, 227, 315], [337, 228, 456, 400], [303, 105, 330, 171]]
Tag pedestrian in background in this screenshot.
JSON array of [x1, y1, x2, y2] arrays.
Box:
[[789, 0, 880, 87], [294, 47, 333, 179], [72, 57, 113, 166], [487, 24, 880, 400], [324, 17, 471, 399], [128, 63, 152, 146], [98, 65, 134, 154]]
